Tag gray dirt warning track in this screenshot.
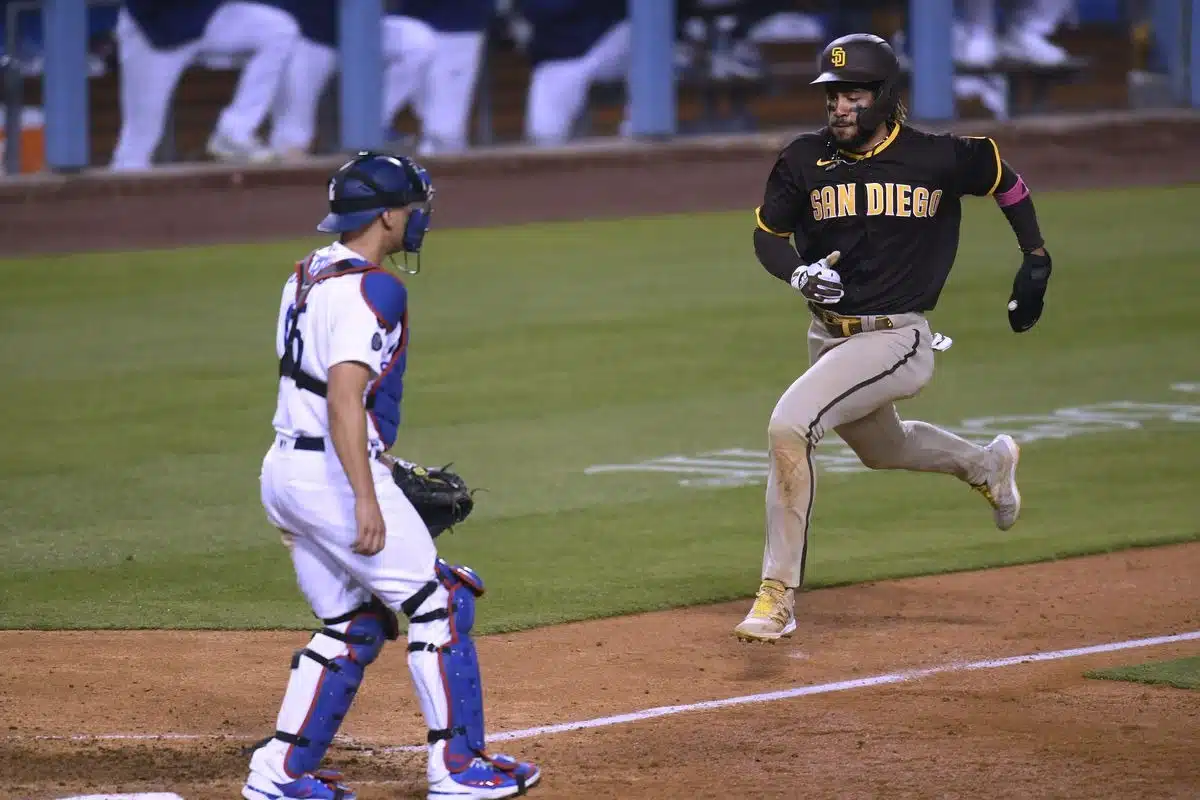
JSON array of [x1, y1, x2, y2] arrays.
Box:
[[1, 111, 1199, 257]]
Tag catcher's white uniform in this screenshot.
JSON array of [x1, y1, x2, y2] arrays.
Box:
[[246, 158, 540, 800], [261, 240, 434, 618], [248, 242, 456, 797]]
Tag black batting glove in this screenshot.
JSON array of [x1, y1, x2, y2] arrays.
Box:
[[1007, 249, 1052, 333]]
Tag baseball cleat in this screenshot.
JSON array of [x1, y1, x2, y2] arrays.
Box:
[[428, 755, 541, 798], [733, 579, 797, 643], [242, 769, 356, 800], [972, 434, 1021, 531]]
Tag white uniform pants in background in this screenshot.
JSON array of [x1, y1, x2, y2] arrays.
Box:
[[412, 31, 487, 156], [110, 1, 298, 171], [268, 16, 436, 156], [524, 20, 631, 147]]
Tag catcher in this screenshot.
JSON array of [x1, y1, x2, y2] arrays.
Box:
[[245, 150, 540, 800]]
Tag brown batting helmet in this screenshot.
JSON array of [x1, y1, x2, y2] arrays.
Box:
[[811, 33, 904, 132]]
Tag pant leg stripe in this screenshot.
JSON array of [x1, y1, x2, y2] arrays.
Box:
[[808, 329, 921, 443], [798, 442, 815, 590], [792, 329, 921, 590]]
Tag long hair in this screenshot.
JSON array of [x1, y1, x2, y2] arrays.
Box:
[[890, 98, 908, 126]]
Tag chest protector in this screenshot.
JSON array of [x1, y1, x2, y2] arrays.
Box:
[[279, 255, 408, 448]]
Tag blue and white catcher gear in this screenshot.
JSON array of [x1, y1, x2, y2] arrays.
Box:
[[244, 562, 539, 800], [406, 560, 541, 798], [243, 599, 397, 800], [317, 150, 434, 254]]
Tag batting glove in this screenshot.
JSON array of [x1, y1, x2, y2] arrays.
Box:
[[791, 250, 844, 305], [1007, 249, 1052, 333]]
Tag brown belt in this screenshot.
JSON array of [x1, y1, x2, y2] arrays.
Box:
[[810, 306, 895, 338]]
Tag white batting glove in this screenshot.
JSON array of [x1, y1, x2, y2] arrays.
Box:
[[790, 250, 844, 305]]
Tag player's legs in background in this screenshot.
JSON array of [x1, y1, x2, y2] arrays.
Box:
[[958, 0, 998, 65], [267, 38, 338, 159], [412, 30, 486, 156], [1001, 0, 1073, 64], [201, 1, 300, 162], [524, 56, 591, 146], [524, 21, 634, 148], [581, 21, 632, 137], [109, 8, 199, 171], [735, 316, 934, 643], [836, 405, 1022, 531], [381, 16, 437, 137]]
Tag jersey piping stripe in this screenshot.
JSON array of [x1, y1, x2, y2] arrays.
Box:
[[836, 122, 902, 161], [755, 206, 791, 237], [964, 135, 1004, 196], [985, 137, 1003, 195]]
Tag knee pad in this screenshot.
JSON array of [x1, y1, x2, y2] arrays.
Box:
[[404, 558, 489, 774], [273, 598, 398, 777]]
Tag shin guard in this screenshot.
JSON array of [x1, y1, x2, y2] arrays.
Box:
[[405, 558, 493, 774], [271, 599, 398, 778]]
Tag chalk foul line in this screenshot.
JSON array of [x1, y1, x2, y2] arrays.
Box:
[[405, 629, 1200, 751], [19, 630, 1199, 753]]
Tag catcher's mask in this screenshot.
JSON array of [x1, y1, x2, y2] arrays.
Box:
[[810, 33, 902, 138], [318, 151, 435, 270]]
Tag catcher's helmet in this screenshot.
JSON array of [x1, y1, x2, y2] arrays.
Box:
[[810, 33, 903, 133], [318, 150, 434, 253]]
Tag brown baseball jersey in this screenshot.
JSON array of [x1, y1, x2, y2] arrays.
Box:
[[755, 124, 1003, 315]]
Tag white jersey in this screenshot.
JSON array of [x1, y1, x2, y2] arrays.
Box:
[[271, 242, 409, 452]]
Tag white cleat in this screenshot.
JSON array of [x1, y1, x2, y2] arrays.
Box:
[[973, 434, 1022, 531], [999, 30, 1070, 67], [733, 579, 797, 644], [207, 131, 276, 165]]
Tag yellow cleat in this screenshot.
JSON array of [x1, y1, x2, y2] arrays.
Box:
[[733, 579, 797, 643]]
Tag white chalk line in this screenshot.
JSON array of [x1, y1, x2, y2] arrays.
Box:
[[17, 630, 1199, 753]]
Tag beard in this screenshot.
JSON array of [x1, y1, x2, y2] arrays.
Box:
[[828, 119, 877, 152]]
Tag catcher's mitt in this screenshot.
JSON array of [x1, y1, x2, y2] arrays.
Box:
[[381, 455, 475, 537]]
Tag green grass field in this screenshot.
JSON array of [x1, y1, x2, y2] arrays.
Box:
[[1085, 656, 1200, 690], [1, 185, 1197, 632]]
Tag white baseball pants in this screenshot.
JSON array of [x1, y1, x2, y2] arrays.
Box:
[[110, 1, 299, 171], [412, 30, 487, 155], [524, 20, 631, 147], [268, 16, 436, 155]]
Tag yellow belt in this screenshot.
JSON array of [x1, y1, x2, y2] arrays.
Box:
[[811, 306, 895, 338]]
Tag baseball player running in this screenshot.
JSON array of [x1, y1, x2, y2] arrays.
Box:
[[734, 33, 1053, 643], [244, 152, 541, 799]]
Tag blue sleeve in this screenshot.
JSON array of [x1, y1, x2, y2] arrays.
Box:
[[360, 271, 408, 331]]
